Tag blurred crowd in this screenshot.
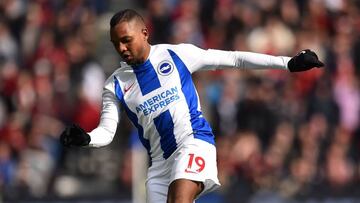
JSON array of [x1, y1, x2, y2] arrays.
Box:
[[0, 0, 360, 202]]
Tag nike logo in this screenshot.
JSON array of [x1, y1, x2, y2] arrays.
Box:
[[184, 168, 198, 174], [124, 82, 135, 93]]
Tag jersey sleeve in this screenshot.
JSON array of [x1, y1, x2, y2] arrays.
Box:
[[175, 44, 291, 73], [88, 77, 120, 147]]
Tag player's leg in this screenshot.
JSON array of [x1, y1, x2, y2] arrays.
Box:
[[146, 159, 171, 202], [167, 179, 204, 203]]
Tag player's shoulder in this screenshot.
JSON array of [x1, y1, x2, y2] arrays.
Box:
[[152, 43, 201, 53], [104, 63, 133, 87]]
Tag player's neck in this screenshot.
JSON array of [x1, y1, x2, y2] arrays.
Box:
[[142, 43, 151, 62], [130, 43, 151, 66]]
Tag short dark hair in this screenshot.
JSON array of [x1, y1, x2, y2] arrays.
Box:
[[110, 9, 144, 28]]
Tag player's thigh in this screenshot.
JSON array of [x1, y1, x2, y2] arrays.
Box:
[[167, 179, 203, 203], [146, 179, 168, 203], [146, 156, 173, 202]]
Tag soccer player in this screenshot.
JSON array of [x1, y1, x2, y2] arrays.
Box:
[[60, 9, 324, 203]]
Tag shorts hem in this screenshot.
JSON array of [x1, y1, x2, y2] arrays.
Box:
[[170, 176, 221, 198]]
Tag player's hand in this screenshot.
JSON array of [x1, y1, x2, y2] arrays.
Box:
[[288, 49, 324, 72], [60, 124, 91, 147]]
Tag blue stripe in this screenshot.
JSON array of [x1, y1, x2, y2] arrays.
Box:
[[168, 49, 215, 145], [114, 77, 152, 163], [153, 110, 177, 159], [133, 60, 161, 95]]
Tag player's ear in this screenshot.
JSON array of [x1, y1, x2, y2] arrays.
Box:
[[142, 28, 149, 40]]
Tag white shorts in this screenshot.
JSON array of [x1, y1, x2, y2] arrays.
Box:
[[145, 135, 221, 203]]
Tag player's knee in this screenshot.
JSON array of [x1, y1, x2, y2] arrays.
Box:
[[167, 194, 191, 203], [167, 190, 194, 203]]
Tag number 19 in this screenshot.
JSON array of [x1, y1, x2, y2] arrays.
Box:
[[187, 153, 205, 173]]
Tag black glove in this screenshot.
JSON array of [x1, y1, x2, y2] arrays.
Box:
[[60, 124, 91, 147], [288, 49, 324, 72]]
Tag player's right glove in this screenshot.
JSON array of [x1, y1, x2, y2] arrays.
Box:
[[60, 124, 91, 147], [288, 49, 324, 72]]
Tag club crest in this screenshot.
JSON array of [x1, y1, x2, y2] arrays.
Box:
[[157, 61, 174, 76]]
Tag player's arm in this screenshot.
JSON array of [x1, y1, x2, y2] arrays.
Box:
[[180, 44, 323, 72], [87, 88, 119, 147], [204, 49, 323, 71], [60, 86, 120, 147]]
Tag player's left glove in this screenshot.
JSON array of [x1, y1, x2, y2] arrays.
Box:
[[288, 49, 324, 72], [60, 124, 91, 147]]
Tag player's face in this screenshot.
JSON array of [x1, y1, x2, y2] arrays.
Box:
[[110, 20, 149, 65]]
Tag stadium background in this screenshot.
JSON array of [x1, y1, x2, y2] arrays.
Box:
[[0, 0, 360, 202]]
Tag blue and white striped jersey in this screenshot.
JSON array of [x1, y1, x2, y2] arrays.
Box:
[[88, 43, 290, 161]]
